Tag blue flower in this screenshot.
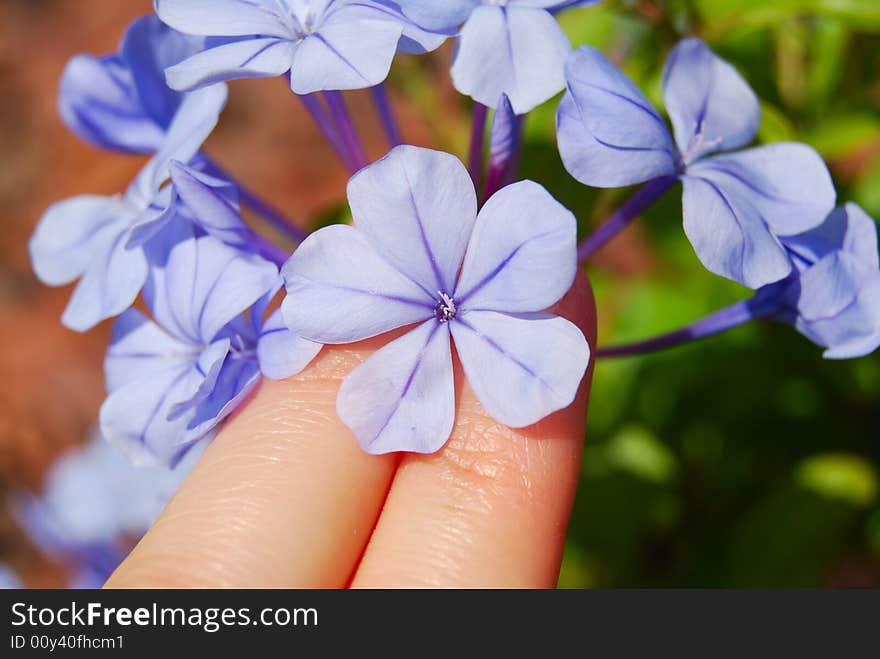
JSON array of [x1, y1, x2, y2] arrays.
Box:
[[154, 0, 447, 94], [0, 565, 20, 590], [396, 0, 601, 113], [758, 204, 880, 359], [100, 232, 320, 467], [557, 39, 837, 289], [12, 434, 205, 588], [281, 145, 589, 454], [60, 14, 217, 154], [29, 83, 227, 332]]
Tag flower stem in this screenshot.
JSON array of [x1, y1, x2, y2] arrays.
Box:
[[577, 176, 678, 263], [324, 91, 368, 171], [371, 83, 402, 148], [203, 157, 308, 244], [597, 299, 772, 359], [484, 114, 524, 200], [298, 93, 353, 171], [252, 233, 291, 267], [468, 102, 489, 191]]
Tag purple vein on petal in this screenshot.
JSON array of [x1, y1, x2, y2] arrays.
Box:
[[364, 322, 444, 449], [455, 315, 564, 399], [455, 228, 561, 306]]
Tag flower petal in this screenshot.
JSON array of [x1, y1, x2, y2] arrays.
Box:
[[557, 46, 678, 187], [455, 180, 576, 313], [681, 174, 792, 289], [59, 54, 163, 153], [62, 229, 150, 332], [663, 38, 760, 161], [155, 0, 292, 38], [347, 145, 476, 296], [281, 224, 434, 343], [257, 310, 322, 380], [784, 203, 879, 270], [165, 38, 296, 92], [104, 309, 195, 393], [289, 11, 403, 93], [144, 235, 279, 344], [183, 358, 262, 442], [793, 253, 880, 359], [693, 143, 836, 238], [451, 310, 589, 427], [30, 195, 127, 286], [362, 0, 454, 54], [121, 15, 202, 129], [395, 0, 476, 31], [337, 321, 455, 454], [451, 5, 571, 113], [167, 338, 232, 421]]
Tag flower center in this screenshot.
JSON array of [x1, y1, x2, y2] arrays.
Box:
[[435, 291, 457, 323]]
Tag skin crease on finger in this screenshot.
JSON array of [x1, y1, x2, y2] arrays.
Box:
[[106, 274, 596, 589]]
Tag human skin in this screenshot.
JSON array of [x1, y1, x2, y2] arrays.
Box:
[[106, 274, 596, 588]]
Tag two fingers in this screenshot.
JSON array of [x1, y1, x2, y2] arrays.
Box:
[[107, 275, 596, 588]]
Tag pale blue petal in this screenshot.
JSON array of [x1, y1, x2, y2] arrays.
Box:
[[167, 339, 232, 420], [363, 0, 454, 54], [121, 15, 203, 128], [59, 54, 163, 153], [347, 145, 476, 295], [100, 357, 202, 467], [165, 161, 255, 247], [258, 310, 322, 380], [337, 320, 454, 454], [663, 38, 760, 161], [281, 224, 434, 343], [693, 143, 836, 237], [488, 93, 520, 178], [395, 0, 476, 30], [104, 309, 196, 393], [183, 358, 262, 443], [681, 174, 792, 289], [793, 254, 880, 359], [0, 565, 21, 589], [451, 5, 571, 113], [144, 235, 279, 344], [30, 195, 128, 286], [451, 310, 589, 427], [784, 203, 879, 270], [62, 229, 150, 332], [155, 0, 292, 38], [557, 46, 678, 187], [455, 180, 576, 313], [289, 10, 403, 93], [148, 84, 228, 190], [165, 38, 296, 91]]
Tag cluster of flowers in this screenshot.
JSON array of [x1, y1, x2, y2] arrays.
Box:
[[29, 1, 880, 475]]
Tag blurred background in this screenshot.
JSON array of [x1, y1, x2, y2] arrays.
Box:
[[0, 0, 878, 587]]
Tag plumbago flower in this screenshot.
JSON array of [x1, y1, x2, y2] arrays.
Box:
[[396, 0, 601, 113], [759, 204, 880, 358], [12, 434, 205, 588], [557, 39, 836, 289], [60, 14, 211, 154], [154, 0, 449, 94], [101, 229, 320, 467], [29, 88, 225, 332], [282, 146, 590, 454]]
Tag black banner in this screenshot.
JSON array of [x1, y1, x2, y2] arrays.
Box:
[[2, 589, 877, 653]]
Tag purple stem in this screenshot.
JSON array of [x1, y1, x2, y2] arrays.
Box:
[[578, 176, 678, 263], [371, 83, 402, 148], [484, 115, 524, 200], [298, 93, 353, 171], [324, 91, 368, 171], [203, 157, 308, 244], [597, 299, 772, 359], [468, 102, 489, 191], [252, 233, 291, 267]]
